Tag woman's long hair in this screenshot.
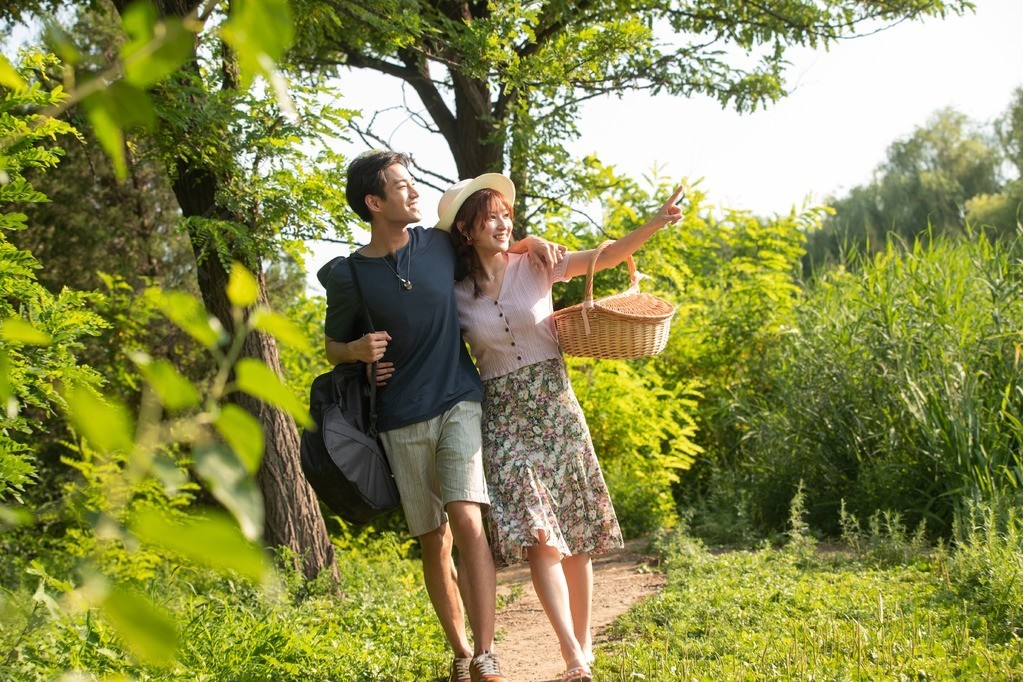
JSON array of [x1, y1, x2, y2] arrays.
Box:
[[448, 188, 515, 298]]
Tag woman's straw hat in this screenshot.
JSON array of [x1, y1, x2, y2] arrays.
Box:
[[435, 173, 515, 232]]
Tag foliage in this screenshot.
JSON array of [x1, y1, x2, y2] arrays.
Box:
[[0, 58, 107, 502], [0, 534, 453, 681], [538, 161, 822, 529], [838, 500, 929, 569], [0, 259, 324, 675], [944, 497, 1023, 642], [807, 94, 1022, 271], [568, 356, 701, 537], [728, 232, 1022, 535], [782, 481, 818, 566], [606, 523, 1022, 681], [7, 0, 351, 572], [291, 0, 970, 235], [150, 66, 357, 259], [6, 4, 194, 295]]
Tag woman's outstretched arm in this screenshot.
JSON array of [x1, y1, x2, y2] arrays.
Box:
[[563, 185, 683, 279]]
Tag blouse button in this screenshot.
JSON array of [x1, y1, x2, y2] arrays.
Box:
[[505, 327, 509, 333], [511, 341, 516, 346], [498, 313, 503, 317], [517, 355, 522, 360]]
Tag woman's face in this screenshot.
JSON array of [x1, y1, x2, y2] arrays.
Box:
[[467, 195, 513, 254]]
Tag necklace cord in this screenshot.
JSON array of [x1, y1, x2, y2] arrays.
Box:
[[381, 247, 413, 290]]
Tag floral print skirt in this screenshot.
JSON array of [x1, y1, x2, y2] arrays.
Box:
[[482, 357, 623, 568]]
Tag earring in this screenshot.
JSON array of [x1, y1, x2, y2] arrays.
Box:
[[466, 237, 473, 245]]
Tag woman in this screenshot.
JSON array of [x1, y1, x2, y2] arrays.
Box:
[[436, 173, 682, 682]]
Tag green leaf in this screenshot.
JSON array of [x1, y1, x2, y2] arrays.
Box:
[[0, 54, 25, 89], [132, 354, 200, 412], [63, 385, 135, 455], [151, 453, 189, 496], [43, 21, 81, 67], [193, 442, 264, 540], [101, 586, 178, 664], [221, 0, 294, 89], [82, 81, 156, 179], [0, 504, 33, 529], [0, 317, 52, 345], [120, 1, 194, 88], [234, 358, 312, 427], [227, 262, 259, 308], [156, 291, 224, 349], [0, 349, 10, 405], [251, 310, 312, 352], [213, 403, 264, 473], [130, 508, 267, 581]]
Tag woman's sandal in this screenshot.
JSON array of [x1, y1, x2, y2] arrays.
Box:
[[561, 666, 593, 682]]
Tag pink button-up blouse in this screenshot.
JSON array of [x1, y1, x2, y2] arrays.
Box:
[[455, 253, 571, 381]]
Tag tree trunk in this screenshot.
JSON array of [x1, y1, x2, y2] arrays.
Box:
[[173, 163, 337, 581], [109, 0, 337, 581]]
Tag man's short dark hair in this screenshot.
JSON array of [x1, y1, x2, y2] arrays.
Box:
[[346, 150, 413, 222]]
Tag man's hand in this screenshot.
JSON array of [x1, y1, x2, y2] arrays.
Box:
[[326, 331, 392, 365], [352, 331, 392, 363], [519, 235, 567, 269]]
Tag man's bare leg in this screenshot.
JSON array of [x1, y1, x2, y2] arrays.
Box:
[[420, 522, 473, 659], [445, 500, 496, 654]]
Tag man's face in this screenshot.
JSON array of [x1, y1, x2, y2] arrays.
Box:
[[372, 163, 421, 225]]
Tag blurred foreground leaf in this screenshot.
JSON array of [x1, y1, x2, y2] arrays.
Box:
[[120, 1, 193, 88], [101, 585, 178, 664], [131, 508, 267, 581], [214, 403, 264, 473], [227, 262, 259, 307], [251, 310, 312, 352], [234, 358, 311, 427], [82, 81, 155, 179], [155, 291, 224, 349], [64, 385, 135, 455], [132, 354, 200, 412], [193, 442, 264, 540], [0, 317, 52, 345]]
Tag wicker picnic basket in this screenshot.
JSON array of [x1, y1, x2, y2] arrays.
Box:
[[553, 241, 676, 359]]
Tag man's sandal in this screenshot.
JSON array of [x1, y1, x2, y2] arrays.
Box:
[[561, 666, 593, 682]]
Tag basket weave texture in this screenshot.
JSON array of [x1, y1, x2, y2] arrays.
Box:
[[553, 241, 675, 359]]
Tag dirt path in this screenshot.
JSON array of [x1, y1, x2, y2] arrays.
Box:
[[493, 538, 665, 682]]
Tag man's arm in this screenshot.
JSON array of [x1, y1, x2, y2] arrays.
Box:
[[509, 234, 567, 268], [325, 331, 392, 365]]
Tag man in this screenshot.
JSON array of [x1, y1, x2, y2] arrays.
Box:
[[318, 150, 562, 682]]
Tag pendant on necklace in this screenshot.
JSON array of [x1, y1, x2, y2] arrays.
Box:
[[401, 278, 413, 291]]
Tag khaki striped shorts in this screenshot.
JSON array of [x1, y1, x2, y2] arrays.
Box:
[[380, 401, 489, 537]]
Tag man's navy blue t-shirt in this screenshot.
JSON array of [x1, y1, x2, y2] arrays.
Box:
[[317, 226, 483, 432]]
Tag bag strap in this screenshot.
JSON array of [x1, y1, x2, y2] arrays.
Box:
[[346, 257, 380, 437], [581, 240, 643, 335]]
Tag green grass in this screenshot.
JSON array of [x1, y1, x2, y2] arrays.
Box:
[[3, 504, 1020, 681], [1, 533, 457, 682], [597, 528, 1022, 681]]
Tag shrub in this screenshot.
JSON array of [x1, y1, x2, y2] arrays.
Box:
[[943, 497, 1023, 642], [728, 233, 1022, 535]]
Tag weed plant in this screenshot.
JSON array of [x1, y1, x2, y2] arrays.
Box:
[[603, 506, 1022, 681], [727, 232, 1022, 535], [0, 533, 456, 681], [943, 496, 1023, 642]]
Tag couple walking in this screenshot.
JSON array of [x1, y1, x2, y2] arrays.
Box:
[[318, 151, 682, 682]]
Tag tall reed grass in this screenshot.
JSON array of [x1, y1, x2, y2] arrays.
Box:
[[728, 232, 1021, 534]]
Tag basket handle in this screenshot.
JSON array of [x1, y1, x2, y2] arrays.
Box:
[[581, 240, 643, 335]]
